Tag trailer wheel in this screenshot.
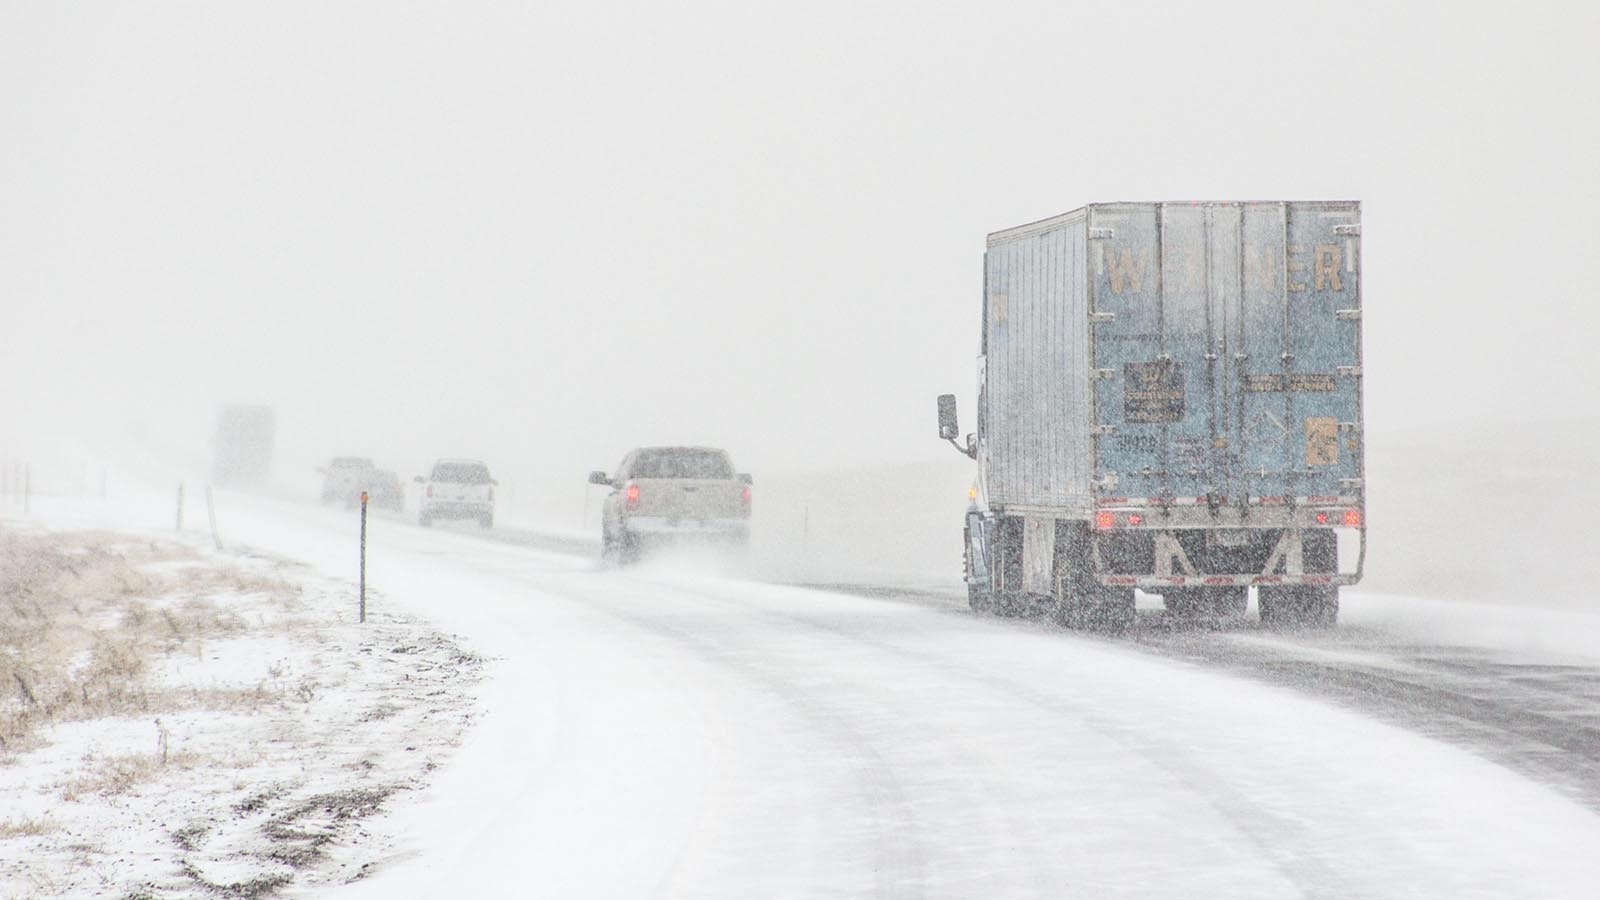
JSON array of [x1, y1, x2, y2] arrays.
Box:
[[1209, 586, 1248, 620], [1052, 523, 1134, 633], [1162, 589, 1205, 620], [1259, 586, 1339, 628]]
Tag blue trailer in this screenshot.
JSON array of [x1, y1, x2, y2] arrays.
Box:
[[938, 201, 1364, 629]]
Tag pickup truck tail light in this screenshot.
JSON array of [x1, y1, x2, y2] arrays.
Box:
[[425, 485, 433, 498], [740, 485, 752, 516], [624, 482, 641, 511]]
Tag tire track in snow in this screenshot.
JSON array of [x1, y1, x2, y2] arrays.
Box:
[[543, 575, 931, 900], [659, 579, 1368, 900]]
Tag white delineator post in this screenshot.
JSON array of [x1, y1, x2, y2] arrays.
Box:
[[359, 491, 368, 624]]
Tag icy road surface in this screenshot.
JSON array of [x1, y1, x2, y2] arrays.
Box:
[[41, 491, 1600, 899]]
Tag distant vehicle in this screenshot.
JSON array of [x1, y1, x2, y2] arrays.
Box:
[[589, 446, 752, 564], [319, 457, 375, 505], [415, 459, 496, 528], [356, 469, 405, 513], [212, 405, 275, 488], [938, 201, 1365, 630]]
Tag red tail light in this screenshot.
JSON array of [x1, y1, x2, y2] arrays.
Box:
[[1095, 511, 1115, 530], [426, 485, 433, 498], [1343, 508, 1363, 527], [740, 485, 752, 516], [624, 482, 640, 511], [1315, 512, 1329, 525], [1127, 513, 1143, 526]]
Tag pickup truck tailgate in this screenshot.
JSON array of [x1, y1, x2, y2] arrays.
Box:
[[633, 478, 745, 520]]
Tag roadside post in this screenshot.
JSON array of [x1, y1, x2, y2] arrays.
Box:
[[23, 464, 30, 516], [176, 483, 185, 530], [359, 491, 368, 624], [204, 485, 221, 550]]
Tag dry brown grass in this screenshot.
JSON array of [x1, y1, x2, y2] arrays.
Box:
[[57, 750, 205, 801], [0, 531, 298, 757], [0, 816, 59, 838]]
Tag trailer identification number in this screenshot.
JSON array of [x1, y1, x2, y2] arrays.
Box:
[[1114, 434, 1162, 453]]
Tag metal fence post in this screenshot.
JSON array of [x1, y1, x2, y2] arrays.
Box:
[[359, 491, 368, 624]]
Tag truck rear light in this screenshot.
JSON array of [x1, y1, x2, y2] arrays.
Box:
[[1315, 511, 1329, 525], [1126, 513, 1143, 526], [426, 485, 433, 498], [741, 485, 752, 515], [625, 482, 640, 511], [1343, 508, 1363, 527], [1095, 511, 1115, 530]]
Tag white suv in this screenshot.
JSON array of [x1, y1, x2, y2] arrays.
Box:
[[415, 459, 497, 528]]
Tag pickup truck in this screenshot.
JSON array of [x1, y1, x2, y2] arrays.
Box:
[[589, 447, 752, 564], [319, 457, 374, 505], [414, 459, 497, 528]]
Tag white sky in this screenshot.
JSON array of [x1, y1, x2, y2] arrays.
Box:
[[2, 1, 1596, 483]]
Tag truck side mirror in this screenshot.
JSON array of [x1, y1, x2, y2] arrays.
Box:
[[413, 475, 425, 484], [588, 470, 611, 486], [937, 394, 960, 440]]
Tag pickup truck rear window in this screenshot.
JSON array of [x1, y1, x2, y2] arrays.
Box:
[[630, 450, 733, 479], [431, 463, 492, 484]]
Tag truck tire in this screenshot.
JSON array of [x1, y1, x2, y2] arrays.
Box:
[[1162, 589, 1206, 620], [619, 533, 642, 565], [1259, 531, 1339, 628], [1211, 586, 1249, 619], [418, 511, 433, 528], [1259, 586, 1339, 628], [479, 512, 494, 529], [967, 583, 992, 614], [1053, 523, 1135, 633]]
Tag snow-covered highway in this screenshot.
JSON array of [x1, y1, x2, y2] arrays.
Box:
[[30, 490, 1600, 899]]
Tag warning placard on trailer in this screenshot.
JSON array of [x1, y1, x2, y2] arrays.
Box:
[[1124, 361, 1185, 424], [1305, 417, 1339, 466]]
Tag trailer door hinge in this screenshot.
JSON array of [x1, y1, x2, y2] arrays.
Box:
[[1339, 478, 1365, 489], [1090, 312, 1115, 325], [1092, 368, 1115, 380], [1336, 308, 1361, 321], [1334, 224, 1361, 236], [1088, 227, 1115, 239], [1094, 425, 1117, 436], [1337, 365, 1362, 377]]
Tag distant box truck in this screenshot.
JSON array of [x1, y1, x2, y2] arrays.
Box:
[[938, 201, 1364, 629], [211, 405, 276, 488]]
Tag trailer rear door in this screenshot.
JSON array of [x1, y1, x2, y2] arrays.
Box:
[[1089, 202, 1362, 508]]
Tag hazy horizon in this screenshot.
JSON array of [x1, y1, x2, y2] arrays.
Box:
[[4, 1, 1597, 497]]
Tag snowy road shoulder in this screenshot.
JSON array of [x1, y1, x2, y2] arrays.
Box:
[[0, 524, 484, 899]]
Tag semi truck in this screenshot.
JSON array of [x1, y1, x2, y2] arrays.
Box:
[[211, 404, 276, 489], [938, 201, 1365, 629]]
